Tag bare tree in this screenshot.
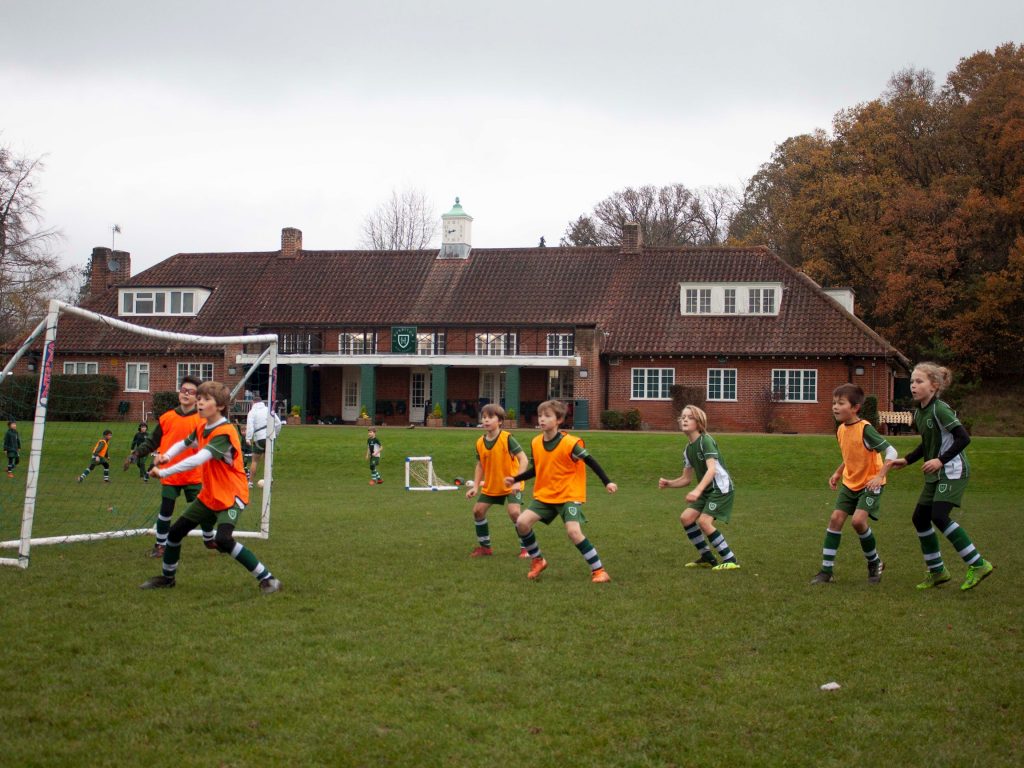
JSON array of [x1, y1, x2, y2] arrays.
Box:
[[359, 189, 439, 250], [0, 144, 71, 343], [561, 183, 740, 248]]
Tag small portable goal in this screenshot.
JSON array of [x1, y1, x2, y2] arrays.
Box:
[[404, 456, 460, 491]]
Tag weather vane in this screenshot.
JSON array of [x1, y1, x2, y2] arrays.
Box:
[[112, 224, 121, 250]]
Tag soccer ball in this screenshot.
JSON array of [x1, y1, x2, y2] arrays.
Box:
[[257, 479, 265, 488]]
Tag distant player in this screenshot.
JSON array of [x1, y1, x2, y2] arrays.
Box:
[[129, 422, 151, 482], [4, 420, 20, 478], [141, 380, 281, 594], [505, 399, 617, 583], [366, 427, 383, 485], [891, 362, 994, 590], [465, 403, 529, 557], [659, 405, 740, 571], [78, 429, 113, 483], [125, 376, 215, 557], [810, 384, 896, 585], [245, 395, 281, 487]]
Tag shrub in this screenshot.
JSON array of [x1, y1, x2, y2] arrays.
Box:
[[669, 384, 705, 417], [601, 410, 625, 430], [48, 375, 119, 421], [624, 409, 643, 430], [861, 395, 879, 428], [151, 391, 180, 416]]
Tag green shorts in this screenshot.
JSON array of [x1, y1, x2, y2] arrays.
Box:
[[689, 489, 734, 523], [479, 489, 524, 506], [252, 439, 267, 455], [529, 500, 588, 526], [918, 477, 968, 508], [161, 483, 201, 503], [181, 496, 246, 528], [835, 483, 884, 520]]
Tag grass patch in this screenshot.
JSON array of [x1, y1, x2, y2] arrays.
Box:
[[1, 426, 1022, 766]]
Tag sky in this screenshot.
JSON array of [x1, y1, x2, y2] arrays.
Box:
[[2, 0, 1021, 275]]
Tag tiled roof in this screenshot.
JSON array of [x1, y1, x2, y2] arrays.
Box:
[[59, 244, 905, 362]]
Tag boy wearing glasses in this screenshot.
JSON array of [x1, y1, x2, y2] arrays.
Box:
[[124, 375, 215, 557]]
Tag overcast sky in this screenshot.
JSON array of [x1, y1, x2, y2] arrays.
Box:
[[2, 1, 1021, 274]]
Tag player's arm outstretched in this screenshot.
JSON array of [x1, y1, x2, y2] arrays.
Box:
[[659, 466, 693, 490]]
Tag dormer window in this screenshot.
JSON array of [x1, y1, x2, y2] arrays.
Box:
[[679, 283, 781, 316], [119, 288, 209, 316]]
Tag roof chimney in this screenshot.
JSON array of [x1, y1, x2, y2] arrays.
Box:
[[89, 247, 131, 296], [621, 222, 642, 254], [280, 227, 303, 260]]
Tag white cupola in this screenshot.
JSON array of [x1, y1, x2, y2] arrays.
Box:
[[439, 197, 473, 259]]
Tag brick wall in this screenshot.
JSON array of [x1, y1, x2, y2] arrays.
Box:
[[605, 357, 895, 433]]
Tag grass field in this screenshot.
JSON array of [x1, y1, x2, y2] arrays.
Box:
[[1, 424, 1022, 767]]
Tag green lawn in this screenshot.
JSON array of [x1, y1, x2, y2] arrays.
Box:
[[1, 426, 1022, 767]]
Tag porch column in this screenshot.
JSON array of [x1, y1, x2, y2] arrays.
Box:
[[504, 365, 520, 421], [290, 364, 307, 420], [360, 365, 376, 419], [431, 365, 447, 425]]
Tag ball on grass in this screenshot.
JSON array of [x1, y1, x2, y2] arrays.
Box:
[[257, 479, 265, 488]]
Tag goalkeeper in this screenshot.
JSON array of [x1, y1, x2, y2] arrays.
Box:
[[124, 376, 215, 557]]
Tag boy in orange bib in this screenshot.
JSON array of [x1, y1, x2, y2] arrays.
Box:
[[140, 381, 281, 595], [506, 399, 617, 583]]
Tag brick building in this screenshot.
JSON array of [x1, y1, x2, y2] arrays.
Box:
[[15, 200, 909, 432]]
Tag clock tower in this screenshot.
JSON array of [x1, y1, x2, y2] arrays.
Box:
[[439, 197, 473, 259]]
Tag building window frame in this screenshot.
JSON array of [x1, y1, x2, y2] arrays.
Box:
[[771, 368, 817, 402], [546, 332, 574, 357], [338, 331, 378, 355], [475, 332, 517, 356], [125, 362, 150, 392], [631, 367, 675, 400], [706, 368, 737, 401], [177, 362, 214, 388]]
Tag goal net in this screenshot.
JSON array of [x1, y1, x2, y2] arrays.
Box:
[[0, 300, 279, 569], [404, 456, 461, 491]]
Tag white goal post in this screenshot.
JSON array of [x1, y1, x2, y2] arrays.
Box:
[[0, 299, 279, 569], [404, 456, 460, 491]]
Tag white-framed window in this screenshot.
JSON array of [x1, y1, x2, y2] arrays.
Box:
[[631, 367, 674, 399], [772, 369, 817, 402], [63, 361, 99, 375], [749, 288, 777, 314], [707, 368, 737, 401], [281, 333, 320, 354], [417, 332, 446, 355], [685, 288, 712, 314], [338, 332, 377, 354], [120, 289, 203, 316], [125, 362, 150, 392], [723, 288, 737, 314], [475, 332, 517, 356], [546, 332, 574, 356], [177, 362, 213, 387], [548, 369, 574, 399]]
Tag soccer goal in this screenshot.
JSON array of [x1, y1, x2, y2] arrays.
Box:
[[404, 456, 461, 491], [0, 299, 278, 569]]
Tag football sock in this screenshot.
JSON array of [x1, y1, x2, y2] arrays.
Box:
[[916, 526, 945, 572], [162, 540, 182, 579], [821, 528, 842, 573], [708, 528, 736, 563], [575, 537, 603, 572], [201, 528, 216, 547], [684, 523, 714, 560], [520, 530, 541, 559], [942, 521, 983, 566], [229, 542, 272, 581], [858, 527, 880, 564], [154, 512, 172, 547], [475, 517, 491, 547]]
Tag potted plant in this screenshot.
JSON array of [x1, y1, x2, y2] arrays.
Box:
[[426, 403, 444, 428], [356, 405, 373, 427], [505, 407, 518, 429], [287, 405, 302, 425]]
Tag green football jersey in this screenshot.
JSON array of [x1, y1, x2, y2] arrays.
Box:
[[683, 433, 733, 493], [913, 398, 969, 482]]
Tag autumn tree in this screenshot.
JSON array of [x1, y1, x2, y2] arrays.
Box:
[[0, 144, 71, 343], [359, 188, 439, 250], [729, 44, 1024, 379]]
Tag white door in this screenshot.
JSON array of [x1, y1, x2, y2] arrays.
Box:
[[480, 369, 506, 407], [410, 369, 430, 423], [342, 368, 360, 422]]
